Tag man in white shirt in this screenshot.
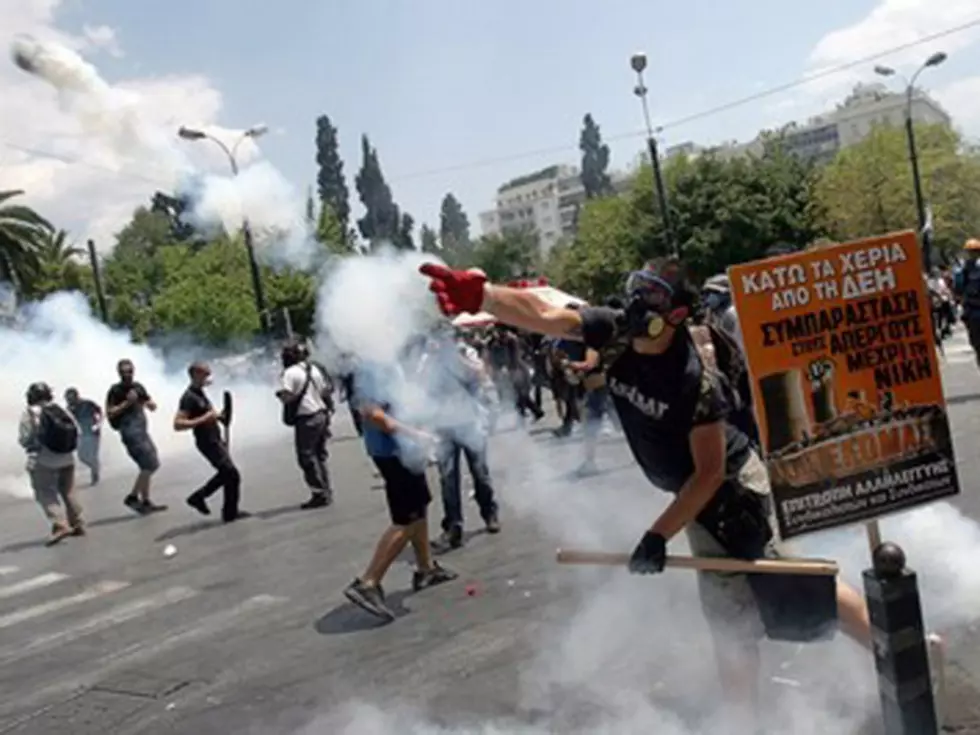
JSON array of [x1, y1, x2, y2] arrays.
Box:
[[18, 382, 84, 545], [277, 341, 334, 509]]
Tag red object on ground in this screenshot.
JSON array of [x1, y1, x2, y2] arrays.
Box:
[[465, 583, 479, 597]]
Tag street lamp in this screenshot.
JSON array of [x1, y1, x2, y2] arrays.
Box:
[[177, 124, 272, 335], [630, 52, 678, 258], [874, 52, 947, 268]]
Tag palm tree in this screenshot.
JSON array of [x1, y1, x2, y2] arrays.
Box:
[[0, 190, 52, 293], [36, 228, 83, 266]]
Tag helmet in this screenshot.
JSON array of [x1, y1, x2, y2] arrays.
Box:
[[26, 382, 52, 406], [965, 239, 980, 252], [701, 274, 730, 295]]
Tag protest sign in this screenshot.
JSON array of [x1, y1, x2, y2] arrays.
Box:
[[729, 230, 959, 540]]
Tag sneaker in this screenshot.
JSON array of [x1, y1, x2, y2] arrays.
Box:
[[343, 579, 394, 621], [300, 493, 330, 510], [186, 494, 210, 516], [432, 525, 463, 551], [90, 471, 100, 486], [71, 526, 86, 537], [45, 524, 72, 547], [124, 495, 148, 515], [485, 514, 501, 534], [142, 501, 168, 513], [412, 562, 458, 592]]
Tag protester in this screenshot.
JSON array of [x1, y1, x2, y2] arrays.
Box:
[[343, 351, 457, 621], [277, 341, 334, 510], [65, 387, 102, 485], [174, 362, 249, 523], [423, 330, 500, 551], [700, 274, 743, 348], [419, 258, 872, 729], [105, 359, 166, 514], [954, 238, 980, 367], [18, 382, 84, 545]]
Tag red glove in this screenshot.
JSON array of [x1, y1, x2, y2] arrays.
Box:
[[419, 263, 487, 316]]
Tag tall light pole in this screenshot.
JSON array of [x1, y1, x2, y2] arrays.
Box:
[[177, 123, 272, 335], [630, 52, 678, 258], [874, 52, 947, 268]]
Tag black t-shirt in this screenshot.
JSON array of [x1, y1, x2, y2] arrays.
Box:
[[580, 307, 751, 493], [178, 385, 222, 448], [105, 381, 151, 434]]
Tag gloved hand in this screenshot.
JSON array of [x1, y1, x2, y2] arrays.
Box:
[[419, 263, 487, 316], [628, 531, 667, 574]]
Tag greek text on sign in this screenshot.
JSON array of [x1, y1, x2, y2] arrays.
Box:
[[728, 231, 959, 540]]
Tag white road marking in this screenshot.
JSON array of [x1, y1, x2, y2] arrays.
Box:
[[0, 572, 68, 601], [0, 567, 19, 577], [1, 594, 286, 719], [0, 586, 198, 667], [0, 580, 129, 630]]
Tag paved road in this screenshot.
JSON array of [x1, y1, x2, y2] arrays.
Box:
[[0, 335, 979, 734]]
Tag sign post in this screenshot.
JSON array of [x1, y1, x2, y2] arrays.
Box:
[[729, 230, 959, 734]]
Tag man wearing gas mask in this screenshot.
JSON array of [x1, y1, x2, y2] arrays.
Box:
[[700, 273, 742, 348], [419, 258, 871, 725]]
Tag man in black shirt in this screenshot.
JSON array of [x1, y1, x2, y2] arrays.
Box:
[[105, 359, 166, 514], [65, 387, 103, 485], [174, 362, 248, 522], [420, 259, 872, 725]]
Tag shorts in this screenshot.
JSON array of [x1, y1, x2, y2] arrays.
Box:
[[122, 433, 160, 473], [372, 455, 431, 527], [685, 452, 838, 643]]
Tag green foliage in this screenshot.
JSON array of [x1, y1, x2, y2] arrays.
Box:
[[315, 202, 353, 255], [439, 193, 472, 266], [315, 115, 351, 233], [812, 123, 980, 260], [24, 229, 85, 300], [419, 224, 440, 255], [355, 135, 401, 247], [396, 212, 415, 250], [579, 114, 612, 198], [0, 189, 52, 295], [471, 228, 540, 282]]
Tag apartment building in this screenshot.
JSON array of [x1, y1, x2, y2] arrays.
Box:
[[479, 164, 630, 252]]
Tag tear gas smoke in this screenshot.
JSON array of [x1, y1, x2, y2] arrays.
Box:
[[9, 34, 315, 265], [311, 250, 980, 734], [0, 292, 281, 498]]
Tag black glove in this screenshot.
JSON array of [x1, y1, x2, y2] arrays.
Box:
[[628, 531, 667, 574]]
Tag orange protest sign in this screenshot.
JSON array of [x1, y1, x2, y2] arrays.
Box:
[[729, 230, 959, 540]]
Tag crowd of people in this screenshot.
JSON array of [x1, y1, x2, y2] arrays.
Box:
[[15, 238, 980, 731]]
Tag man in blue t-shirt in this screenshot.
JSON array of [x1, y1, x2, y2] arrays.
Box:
[[343, 358, 457, 621]]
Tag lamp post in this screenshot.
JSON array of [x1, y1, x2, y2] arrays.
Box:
[[177, 124, 272, 335], [630, 52, 678, 258], [874, 52, 947, 268]]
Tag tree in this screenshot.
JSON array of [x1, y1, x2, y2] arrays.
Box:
[[419, 224, 440, 255], [439, 193, 471, 265], [579, 114, 612, 199], [150, 191, 196, 242], [0, 189, 51, 293], [355, 135, 400, 247], [305, 186, 316, 228], [315, 203, 351, 254], [315, 115, 351, 233], [471, 228, 540, 282], [396, 212, 415, 250], [812, 123, 980, 261]]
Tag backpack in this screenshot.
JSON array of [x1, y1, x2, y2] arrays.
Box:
[[310, 361, 335, 413], [38, 404, 79, 453]]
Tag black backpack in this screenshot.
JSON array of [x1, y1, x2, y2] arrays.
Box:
[[38, 404, 79, 453]]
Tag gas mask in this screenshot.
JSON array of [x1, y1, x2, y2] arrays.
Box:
[[624, 270, 682, 339]]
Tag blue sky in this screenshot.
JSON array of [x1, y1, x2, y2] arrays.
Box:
[[5, 0, 980, 242]]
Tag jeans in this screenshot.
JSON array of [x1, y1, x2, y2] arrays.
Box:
[[295, 411, 331, 495], [438, 438, 497, 531], [77, 432, 100, 475], [193, 442, 241, 521]]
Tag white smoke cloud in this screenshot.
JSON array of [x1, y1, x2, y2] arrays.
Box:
[[5, 26, 314, 262], [0, 291, 282, 498]]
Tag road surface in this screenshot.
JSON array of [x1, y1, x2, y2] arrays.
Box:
[[1, 334, 979, 734]]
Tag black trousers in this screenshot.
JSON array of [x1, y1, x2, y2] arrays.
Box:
[[193, 442, 241, 521], [295, 411, 331, 495]]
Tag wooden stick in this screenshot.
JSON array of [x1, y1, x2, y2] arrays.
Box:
[[866, 521, 882, 557], [556, 549, 839, 577]]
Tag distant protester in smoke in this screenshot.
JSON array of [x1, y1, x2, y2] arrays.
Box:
[[65, 387, 102, 486], [277, 341, 334, 510], [105, 359, 167, 515], [174, 362, 249, 523], [18, 382, 84, 546], [343, 351, 457, 621], [421, 329, 500, 552]]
